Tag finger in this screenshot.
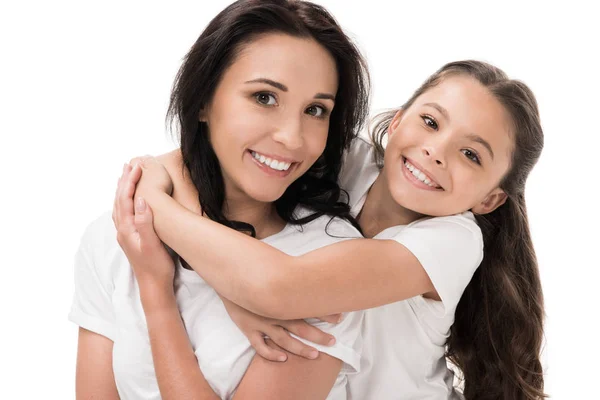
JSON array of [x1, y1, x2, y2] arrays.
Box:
[[113, 169, 125, 227], [315, 314, 343, 324], [113, 164, 128, 226], [282, 320, 336, 347], [248, 333, 287, 362], [128, 161, 143, 187], [134, 198, 162, 248], [116, 164, 137, 237], [269, 326, 319, 360]]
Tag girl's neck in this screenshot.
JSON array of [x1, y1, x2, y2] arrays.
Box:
[[357, 171, 424, 238]]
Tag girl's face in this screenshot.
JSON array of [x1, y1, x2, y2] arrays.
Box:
[[384, 75, 514, 217], [203, 33, 338, 204]]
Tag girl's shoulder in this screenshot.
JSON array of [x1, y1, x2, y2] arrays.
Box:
[[339, 136, 380, 215]]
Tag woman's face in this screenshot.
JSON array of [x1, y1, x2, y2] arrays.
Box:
[[383, 75, 514, 217], [203, 33, 338, 204]]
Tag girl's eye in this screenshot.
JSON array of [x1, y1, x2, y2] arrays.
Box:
[[255, 92, 277, 106], [421, 115, 438, 130], [462, 149, 481, 165], [306, 104, 327, 118]]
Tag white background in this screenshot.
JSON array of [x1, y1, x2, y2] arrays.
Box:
[[2, 0, 598, 398]]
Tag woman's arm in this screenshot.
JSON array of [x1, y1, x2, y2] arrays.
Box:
[[114, 164, 346, 399], [75, 328, 120, 399], [132, 160, 436, 319], [141, 287, 342, 400]]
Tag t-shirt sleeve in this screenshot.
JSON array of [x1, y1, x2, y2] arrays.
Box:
[[390, 213, 483, 317], [68, 215, 117, 341], [290, 311, 364, 375]]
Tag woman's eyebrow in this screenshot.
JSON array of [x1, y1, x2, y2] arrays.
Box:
[[245, 78, 335, 101], [245, 78, 287, 91]]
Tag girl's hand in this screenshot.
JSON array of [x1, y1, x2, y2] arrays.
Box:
[[220, 297, 340, 362], [113, 163, 176, 301], [129, 155, 174, 199]]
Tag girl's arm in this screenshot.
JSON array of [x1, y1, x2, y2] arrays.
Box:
[[132, 158, 437, 320], [75, 328, 120, 399], [114, 164, 345, 400]]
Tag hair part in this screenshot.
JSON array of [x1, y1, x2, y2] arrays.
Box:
[[371, 60, 546, 399], [167, 0, 369, 235]]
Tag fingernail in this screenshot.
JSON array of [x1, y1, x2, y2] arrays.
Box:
[[136, 197, 146, 212], [309, 350, 319, 359], [278, 355, 287, 362], [123, 163, 128, 172], [328, 337, 336, 346]]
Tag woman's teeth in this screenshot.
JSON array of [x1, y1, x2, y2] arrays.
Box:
[[251, 151, 292, 171], [404, 159, 441, 188]]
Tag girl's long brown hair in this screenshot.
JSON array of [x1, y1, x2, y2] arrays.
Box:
[[371, 60, 545, 399]]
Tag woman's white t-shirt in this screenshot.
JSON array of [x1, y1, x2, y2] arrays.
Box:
[[69, 209, 363, 400], [340, 137, 484, 399]]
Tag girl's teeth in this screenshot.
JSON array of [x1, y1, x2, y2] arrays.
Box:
[[404, 159, 439, 188]]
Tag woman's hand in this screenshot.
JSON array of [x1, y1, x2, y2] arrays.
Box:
[[220, 296, 341, 362], [113, 163, 176, 304]]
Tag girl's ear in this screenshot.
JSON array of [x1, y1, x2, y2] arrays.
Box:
[[388, 109, 404, 136], [472, 187, 508, 215]]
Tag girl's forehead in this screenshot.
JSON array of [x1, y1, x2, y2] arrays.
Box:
[[414, 76, 515, 162]]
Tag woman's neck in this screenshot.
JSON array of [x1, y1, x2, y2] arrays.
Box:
[[161, 150, 285, 240], [222, 194, 284, 239], [357, 171, 423, 238]]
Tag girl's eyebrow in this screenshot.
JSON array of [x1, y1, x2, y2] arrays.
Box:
[[424, 102, 495, 160], [245, 78, 335, 102], [466, 133, 495, 160], [424, 102, 449, 120]]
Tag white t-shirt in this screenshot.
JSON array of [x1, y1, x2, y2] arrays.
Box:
[[340, 137, 483, 399], [69, 209, 363, 400]]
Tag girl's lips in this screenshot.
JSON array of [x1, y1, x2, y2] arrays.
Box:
[[401, 157, 444, 191]]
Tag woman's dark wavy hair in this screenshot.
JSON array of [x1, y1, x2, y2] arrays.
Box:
[[371, 60, 545, 399], [167, 0, 369, 235]]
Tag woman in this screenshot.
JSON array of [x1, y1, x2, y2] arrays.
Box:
[[118, 60, 546, 399], [69, 0, 370, 398]]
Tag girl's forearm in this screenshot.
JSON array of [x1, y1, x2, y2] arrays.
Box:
[[142, 190, 434, 320], [141, 289, 220, 400], [144, 189, 293, 318]]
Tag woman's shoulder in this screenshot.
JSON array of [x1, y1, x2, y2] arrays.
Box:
[[76, 211, 128, 289]]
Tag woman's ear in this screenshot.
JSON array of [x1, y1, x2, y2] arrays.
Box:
[[472, 188, 508, 215], [198, 106, 208, 122], [388, 109, 404, 136]]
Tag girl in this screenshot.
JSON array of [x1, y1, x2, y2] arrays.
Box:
[[69, 0, 370, 398], [118, 60, 545, 399]]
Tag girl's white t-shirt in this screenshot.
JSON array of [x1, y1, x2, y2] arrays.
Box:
[[340, 137, 484, 399], [69, 209, 363, 400]]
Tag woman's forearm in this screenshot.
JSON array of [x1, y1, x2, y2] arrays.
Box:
[[143, 190, 434, 320], [140, 289, 220, 400]]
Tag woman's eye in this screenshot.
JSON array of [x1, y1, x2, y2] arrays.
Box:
[[306, 105, 326, 118], [255, 92, 277, 106], [421, 115, 438, 130], [462, 149, 481, 165]]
